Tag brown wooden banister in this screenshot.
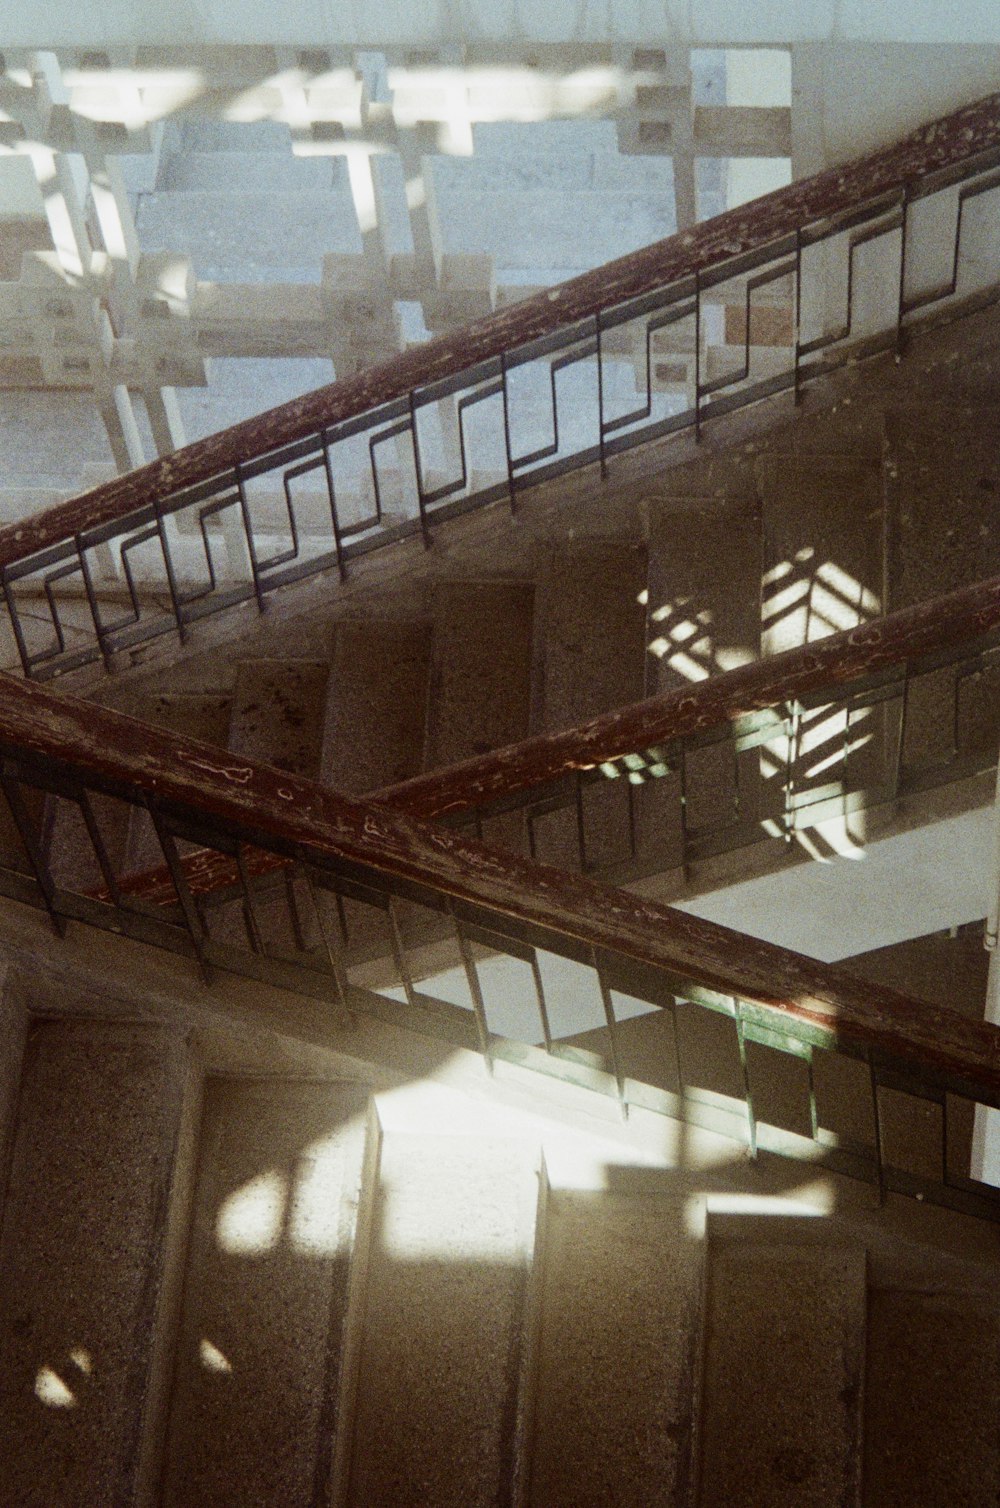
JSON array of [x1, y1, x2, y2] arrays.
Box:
[[1, 667, 999, 1107], [96, 571, 1000, 908], [1, 90, 999, 571]]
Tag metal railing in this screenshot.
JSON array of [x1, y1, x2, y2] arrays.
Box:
[[108, 575, 1000, 908], [1, 669, 999, 1223], [1, 93, 999, 681]]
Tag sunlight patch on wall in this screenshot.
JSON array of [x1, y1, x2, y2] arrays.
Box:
[[216, 1170, 286, 1255], [35, 1366, 76, 1408]]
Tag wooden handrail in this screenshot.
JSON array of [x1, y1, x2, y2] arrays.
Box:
[[380, 574, 1000, 816], [0, 90, 998, 570], [2, 668, 1000, 1101], [98, 571, 1000, 907]]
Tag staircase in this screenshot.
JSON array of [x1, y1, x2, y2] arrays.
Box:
[[0, 991, 998, 1508], [1, 91, 1000, 1508]]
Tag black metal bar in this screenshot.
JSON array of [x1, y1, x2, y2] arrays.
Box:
[[0, 764, 65, 935], [734, 1001, 758, 1158], [500, 349, 517, 514], [320, 428, 348, 580], [530, 948, 554, 1054], [594, 947, 627, 1116], [409, 389, 432, 549], [146, 799, 211, 982], [453, 905, 493, 1069], [869, 1051, 887, 1205]]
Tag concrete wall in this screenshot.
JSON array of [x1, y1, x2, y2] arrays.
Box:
[[3, 1, 1000, 48]]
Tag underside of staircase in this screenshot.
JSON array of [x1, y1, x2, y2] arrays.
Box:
[[1, 88, 1000, 1508]]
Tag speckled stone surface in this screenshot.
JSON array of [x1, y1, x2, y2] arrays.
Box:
[[863, 1286, 1000, 1506], [229, 658, 330, 777], [346, 1132, 539, 1506], [541, 542, 647, 729], [424, 580, 535, 768], [885, 403, 1000, 611], [321, 619, 433, 794], [529, 1190, 703, 1507], [698, 1242, 866, 1507], [161, 1077, 370, 1507], [0, 1019, 188, 1508], [758, 454, 884, 655], [646, 498, 761, 694], [128, 691, 234, 748]]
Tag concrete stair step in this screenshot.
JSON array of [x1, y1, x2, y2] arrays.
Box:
[[321, 618, 433, 795], [160, 118, 295, 154], [344, 1130, 541, 1505], [529, 1189, 704, 1507], [159, 1077, 372, 1507], [229, 659, 330, 778], [698, 1241, 866, 1506], [862, 1285, 1000, 1504], [425, 579, 535, 769], [0, 1019, 190, 1507], [155, 151, 345, 193], [135, 191, 363, 281]]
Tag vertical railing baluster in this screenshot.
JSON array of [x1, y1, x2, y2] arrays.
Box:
[[593, 947, 627, 1117], [595, 312, 607, 478], [234, 846, 265, 954], [300, 867, 351, 1011], [693, 270, 702, 441], [78, 788, 123, 907], [530, 948, 553, 1054], [734, 1000, 757, 1158], [409, 390, 432, 548], [0, 764, 65, 935], [146, 798, 210, 981], [807, 1054, 820, 1142], [896, 183, 910, 352], [235, 462, 267, 614], [868, 1050, 886, 1205], [793, 225, 803, 405], [500, 350, 517, 514], [320, 427, 347, 581], [452, 905, 493, 1071], [387, 895, 417, 1010], [153, 500, 189, 644], [76, 535, 113, 670]]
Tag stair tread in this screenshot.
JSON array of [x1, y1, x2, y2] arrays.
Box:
[[229, 658, 330, 777], [699, 1241, 866, 1507], [863, 1285, 1000, 1506], [347, 1132, 539, 1506], [161, 1077, 370, 1507], [530, 1190, 703, 1506]]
